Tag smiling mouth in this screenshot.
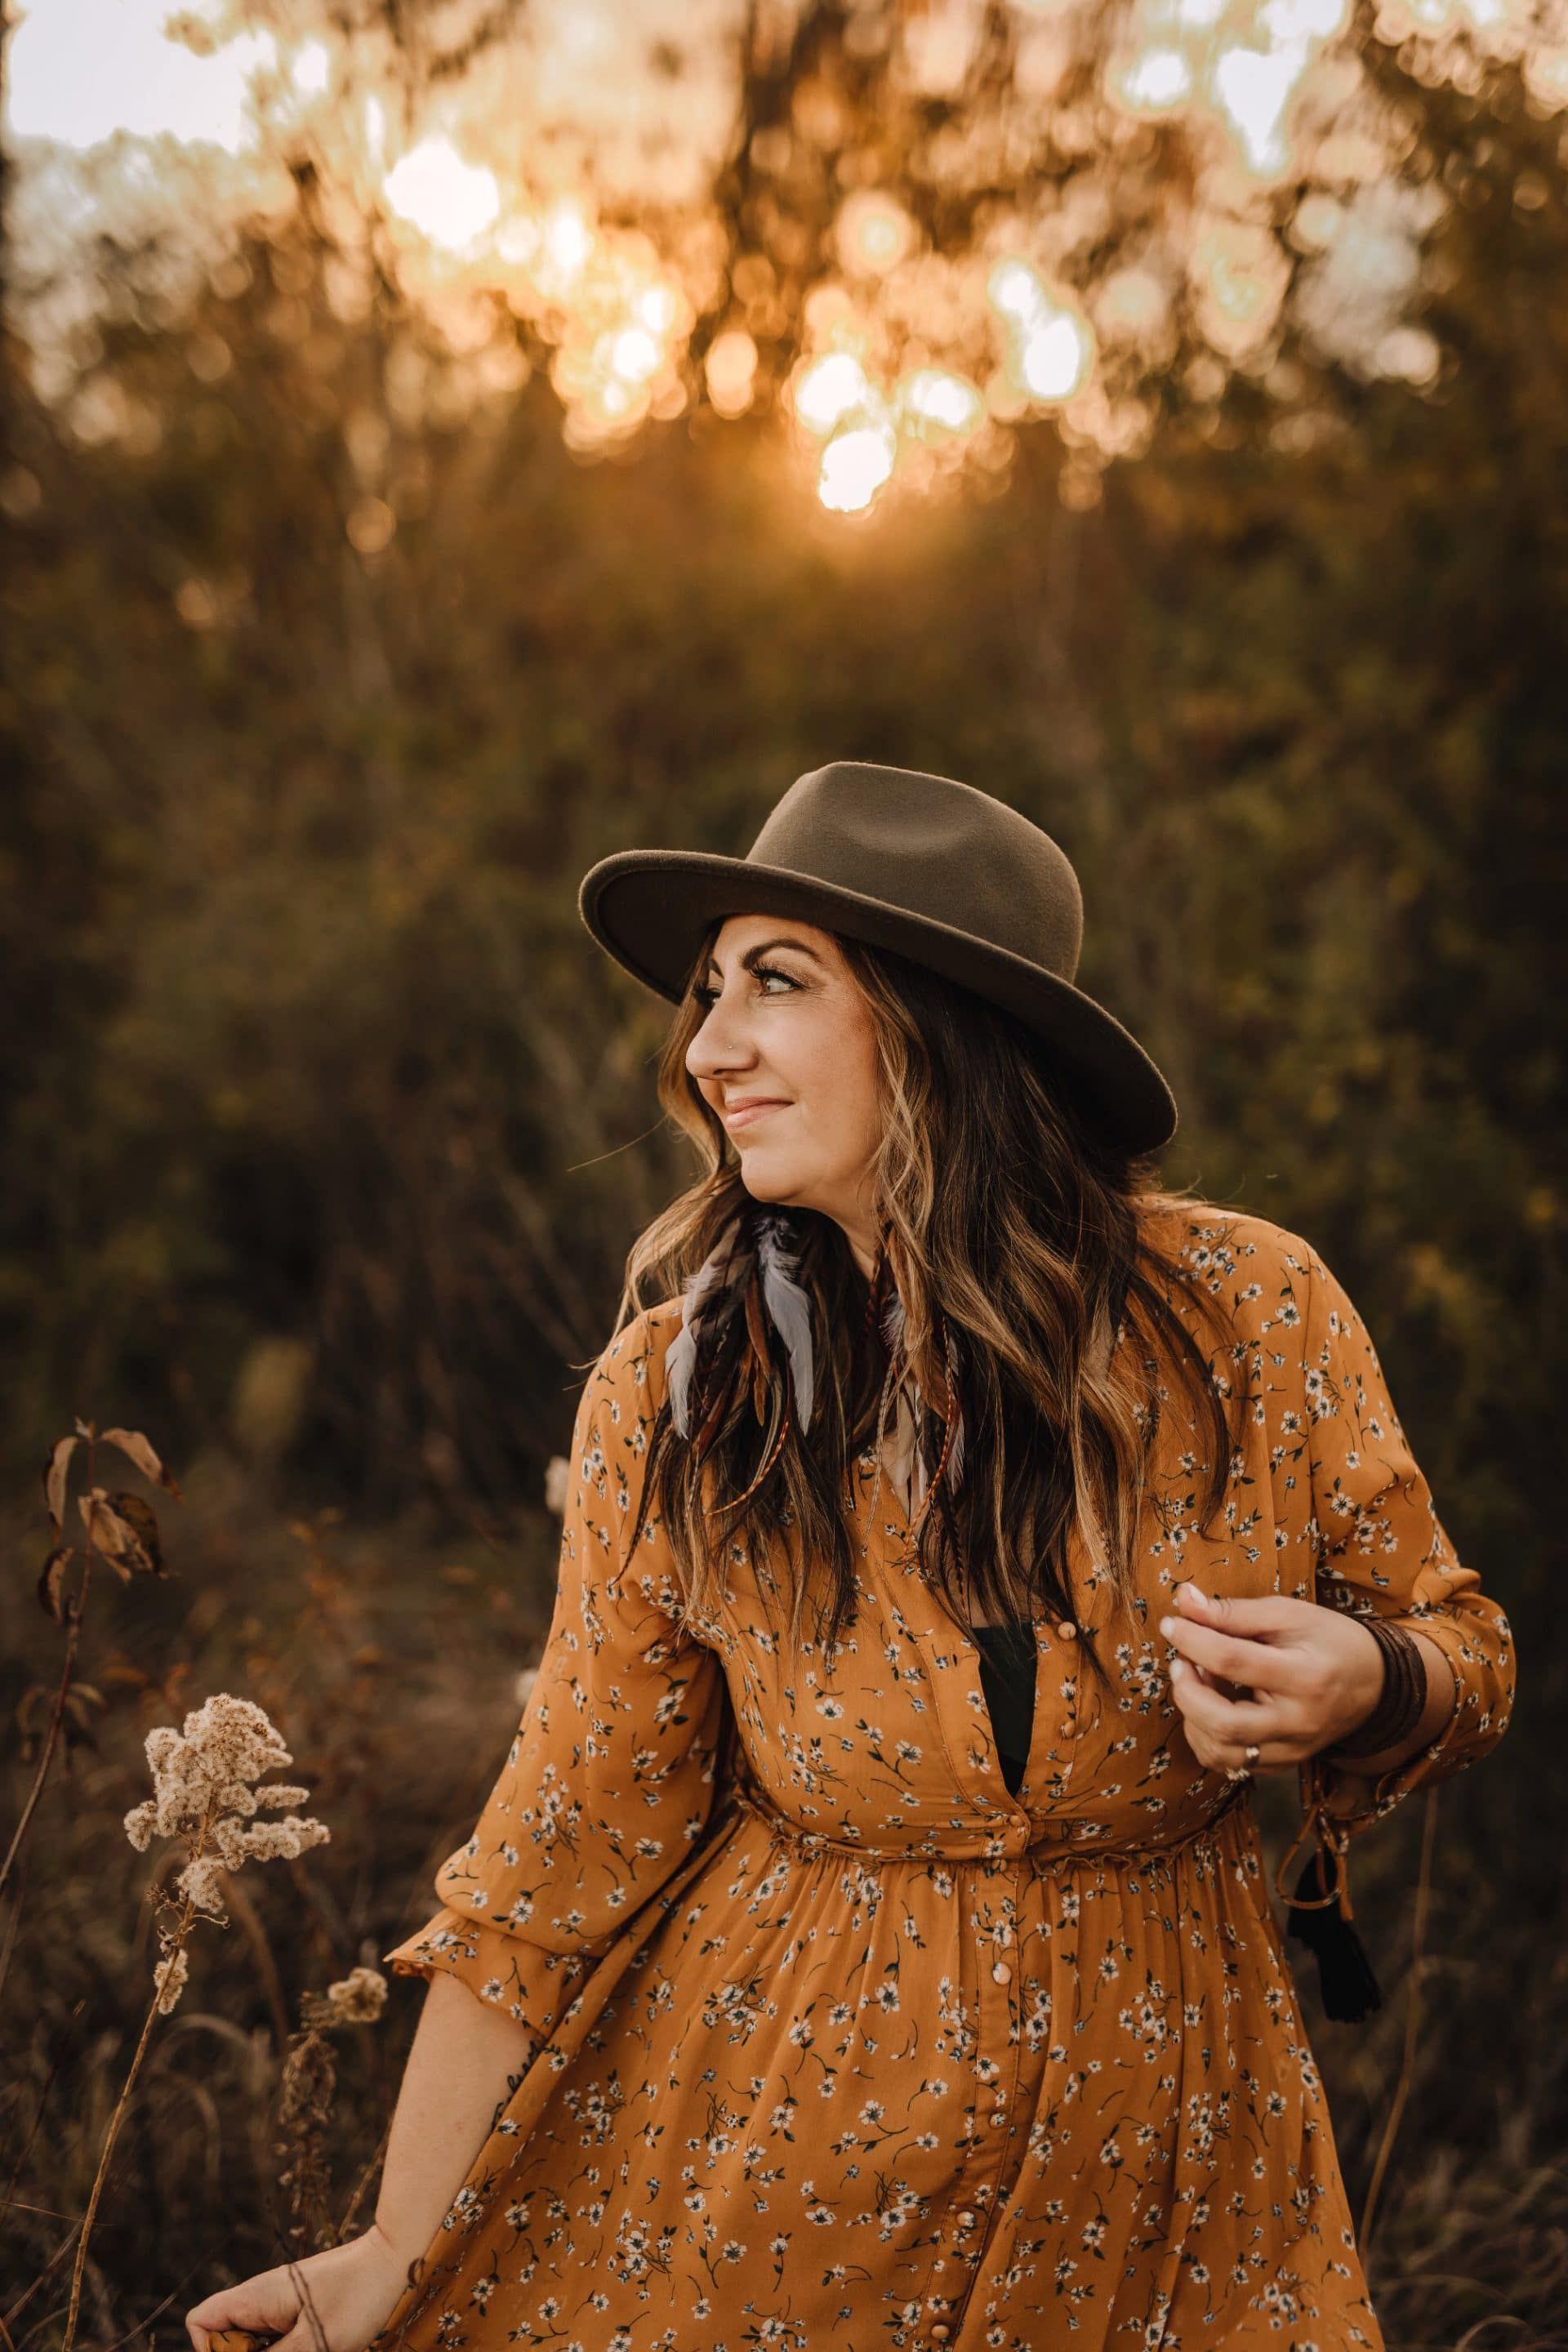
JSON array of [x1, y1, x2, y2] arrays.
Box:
[[723, 1100, 791, 1128]]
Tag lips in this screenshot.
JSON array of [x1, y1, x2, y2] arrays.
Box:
[[723, 1098, 791, 1128]]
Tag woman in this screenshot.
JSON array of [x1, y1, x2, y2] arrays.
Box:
[[188, 760, 1513, 2352]]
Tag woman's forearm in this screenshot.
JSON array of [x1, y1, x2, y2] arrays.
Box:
[[372, 1970, 542, 2268], [1327, 1626, 1457, 1781]]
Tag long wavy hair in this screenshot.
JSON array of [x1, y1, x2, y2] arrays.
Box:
[[608, 920, 1246, 1698]]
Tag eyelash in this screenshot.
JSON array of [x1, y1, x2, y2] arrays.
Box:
[[692, 962, 800, 1009]]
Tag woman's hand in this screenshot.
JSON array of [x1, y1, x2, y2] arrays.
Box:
[[1159, 1581, 1390, 1775], [185, 2225, 418, 2352]]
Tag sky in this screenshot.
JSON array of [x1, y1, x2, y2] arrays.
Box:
[[7, 0, 276, 152]]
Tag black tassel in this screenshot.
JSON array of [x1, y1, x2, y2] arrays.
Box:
[[1286, 1847, 1383, 2023]]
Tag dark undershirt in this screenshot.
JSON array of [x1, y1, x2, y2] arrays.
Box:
[[971, 1619, 1038, 1794]]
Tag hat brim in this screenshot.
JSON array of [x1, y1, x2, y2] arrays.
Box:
[[579, 848, 1178, 1153]]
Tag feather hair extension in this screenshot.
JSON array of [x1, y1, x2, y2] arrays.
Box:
[[879, 1272, 968, 1504], [877, 1265, 929, 1502], [754, 1209, 817, 1432], [743, 1261, 773, 1427], [877, 1267, 904, 1361], [666, 1219, 746, 1437], [942, 1317, 966, 1489]]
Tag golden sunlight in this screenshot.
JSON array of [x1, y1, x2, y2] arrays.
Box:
[[8, 0, 1567, 519], [384, 137, 501, 252], [817, 421, 898, 513]]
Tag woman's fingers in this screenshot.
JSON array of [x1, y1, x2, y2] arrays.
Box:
[[187, 2270, 299, 2352], [1169, 1655, 1276, 1748], [1172, 1586, 1319, 1640], [1161, 1607, 1303, 1696]]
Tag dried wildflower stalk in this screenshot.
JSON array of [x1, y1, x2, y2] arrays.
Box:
[[0, 1419, 180, 1904], [275, 1967, 390, 2254], [61, 1695, 329, 2352]]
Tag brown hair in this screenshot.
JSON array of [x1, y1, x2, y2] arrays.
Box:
[[609, 922, 1245, 1697]]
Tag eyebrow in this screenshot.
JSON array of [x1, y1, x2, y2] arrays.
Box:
[[700, 936, 826, 978]]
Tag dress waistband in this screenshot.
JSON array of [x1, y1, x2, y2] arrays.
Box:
[[723, 1771, 1253, 1872]]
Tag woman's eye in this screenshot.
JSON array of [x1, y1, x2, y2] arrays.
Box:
[[692, 964, 799, 1009]]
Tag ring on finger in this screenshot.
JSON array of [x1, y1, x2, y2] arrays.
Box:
[[1223, 1741, 1263, 1781]]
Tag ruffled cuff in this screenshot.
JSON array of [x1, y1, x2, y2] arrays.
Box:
[[381, 1902, 595, 2041], [1307, 1606, 1469, 1843], [1275, 1609, 1472, 1919]]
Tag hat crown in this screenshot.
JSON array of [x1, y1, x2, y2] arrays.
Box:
[[746, 762, 1085, 983]]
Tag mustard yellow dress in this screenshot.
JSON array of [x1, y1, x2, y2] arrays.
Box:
[[375, 1205, 1513, 2351]]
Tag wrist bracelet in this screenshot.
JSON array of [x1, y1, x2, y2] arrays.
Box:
[[1320, 1616, 1428, 1761]]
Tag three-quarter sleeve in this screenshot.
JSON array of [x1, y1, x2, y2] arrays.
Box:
[[381, 1304, 729, 2043], [1289, 1236, 1515, 1857]]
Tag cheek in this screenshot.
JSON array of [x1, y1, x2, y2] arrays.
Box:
[[795, 1012, 879, 1153]]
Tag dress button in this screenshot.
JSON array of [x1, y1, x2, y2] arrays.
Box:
[[956, 2209, 978, 2230], [929, 2329, 952, 2345], [1055, 1618, 1078, 1639], [991, 1960, 1012, 1983]]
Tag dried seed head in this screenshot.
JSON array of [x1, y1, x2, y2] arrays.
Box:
[[324, 1965, 388, 2025], [122, 1685, 330, 1963], [175, 1854, 229, 1919], [153, 1946, 189, 2016]]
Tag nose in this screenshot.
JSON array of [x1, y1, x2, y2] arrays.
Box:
[[685, 992, 760, 1086]]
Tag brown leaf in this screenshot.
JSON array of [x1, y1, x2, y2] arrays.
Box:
[[43, 1437, 78, 1531], [16, 1682, 49, 1734], [78, 1489, 165, 1576], [37, 1546, 76, 1622], [100, 1427, 183, 1499]]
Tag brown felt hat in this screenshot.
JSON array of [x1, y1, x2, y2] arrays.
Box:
[[577, 759, 1178, 1152]]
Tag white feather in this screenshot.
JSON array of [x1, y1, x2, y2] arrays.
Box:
[[665, 1229, 741, 1437], [755, 1210, 817, 1432]]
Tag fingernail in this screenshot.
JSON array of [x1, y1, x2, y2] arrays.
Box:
[[1159, 1616, 1176, 1639], [1169, 1656, 1184, 1679]]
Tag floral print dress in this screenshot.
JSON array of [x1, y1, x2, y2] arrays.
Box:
[[374, 1205, 1513, 2352]]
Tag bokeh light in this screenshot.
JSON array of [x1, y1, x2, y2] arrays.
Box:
[[384, 138, 501, 253], [9, 0, 1568, 517], [818, 421, 898, 514]]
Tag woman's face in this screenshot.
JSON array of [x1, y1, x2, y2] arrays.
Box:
[[685, 914, 883, 1276]]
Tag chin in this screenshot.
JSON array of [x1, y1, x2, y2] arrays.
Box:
[[738, 1160, 804, 1204]]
